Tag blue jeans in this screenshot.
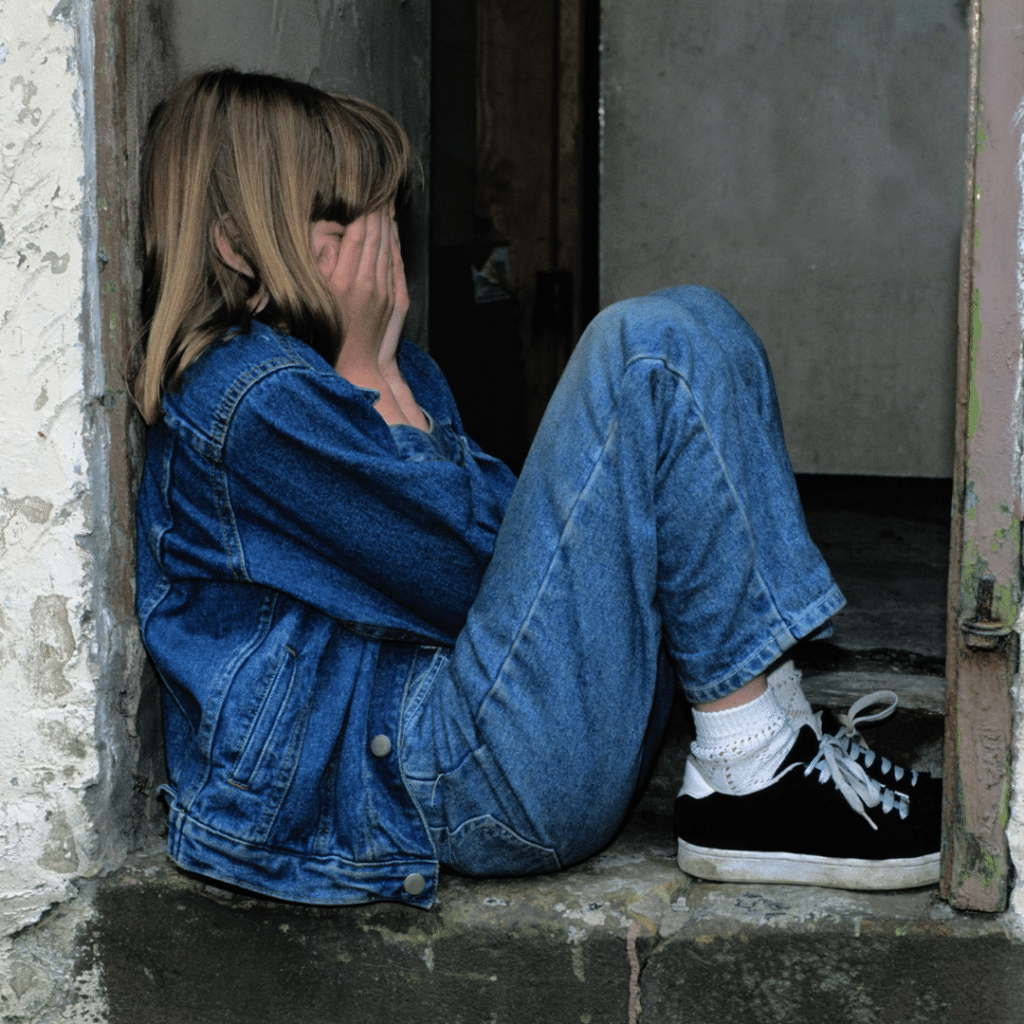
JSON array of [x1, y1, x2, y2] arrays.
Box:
[[400, 287, 844, 876]]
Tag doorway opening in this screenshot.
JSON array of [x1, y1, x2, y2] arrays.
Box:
[[428, 0, 960, 873]]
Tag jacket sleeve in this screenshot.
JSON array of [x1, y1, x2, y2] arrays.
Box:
[[220, 341, 518, 643]]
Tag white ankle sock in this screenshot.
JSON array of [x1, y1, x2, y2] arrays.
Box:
[[767, 659, 821, 738], [690, 689, 796, 795]]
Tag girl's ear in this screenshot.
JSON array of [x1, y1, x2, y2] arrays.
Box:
[[212, 221, 254, 278]]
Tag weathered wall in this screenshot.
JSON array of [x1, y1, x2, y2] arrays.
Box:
[[600, 0, 969, 476], [0, 0, 110, 937], [167, 0, 431, 343], [1, 1, 165, 1018]]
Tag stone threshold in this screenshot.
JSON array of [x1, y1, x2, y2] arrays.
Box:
[[62, 831, 1021, 1024]]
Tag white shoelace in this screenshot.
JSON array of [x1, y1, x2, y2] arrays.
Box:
[[832, 690, 920, 787], [795, 729, 910, 831]]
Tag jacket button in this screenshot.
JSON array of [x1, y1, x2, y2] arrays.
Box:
[[403, 873, 426, 896], [370, 734, 392, 757]]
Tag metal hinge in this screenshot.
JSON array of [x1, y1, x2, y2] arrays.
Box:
[[960, 573, 1014, 650]]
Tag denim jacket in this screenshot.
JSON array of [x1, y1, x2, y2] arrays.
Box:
[[136, 321, 517, 906]]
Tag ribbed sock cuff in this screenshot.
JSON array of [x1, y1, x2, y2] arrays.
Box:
[[690, 689, 795, 795], [767, 659, 821, 738]]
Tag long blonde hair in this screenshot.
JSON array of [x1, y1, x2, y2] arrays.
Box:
[[135, 69, 414, 424]]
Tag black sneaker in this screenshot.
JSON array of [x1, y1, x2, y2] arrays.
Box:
[[819, 691, 942, 802], [675, 725, 941, 890]]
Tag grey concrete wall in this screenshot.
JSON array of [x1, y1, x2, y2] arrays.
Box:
[[167, 0, 431, 343], [601, 0, 970, 477]]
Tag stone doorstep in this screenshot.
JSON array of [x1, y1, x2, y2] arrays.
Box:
[[70, 825, 1023, 1024], [59, 692, 957, 1024], [40, 684, 961, 1023], [801, 670, 946, 715]]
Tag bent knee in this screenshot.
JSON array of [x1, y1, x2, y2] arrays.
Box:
[[580, 286, 766, 375]]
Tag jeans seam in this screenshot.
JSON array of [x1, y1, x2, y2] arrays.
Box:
[[627, 350, 763, 557], [477, 429, 612, 717]]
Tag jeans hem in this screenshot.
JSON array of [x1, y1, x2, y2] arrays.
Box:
[[684, 582, 846, 705]]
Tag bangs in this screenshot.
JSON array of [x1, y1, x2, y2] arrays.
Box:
[[310, 93, 415, 225]]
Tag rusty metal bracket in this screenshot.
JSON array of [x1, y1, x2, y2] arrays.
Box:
[[960, 574, 1014, 651]]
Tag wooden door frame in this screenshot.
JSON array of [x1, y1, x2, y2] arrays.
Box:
[[941, 0, 1024, 912]]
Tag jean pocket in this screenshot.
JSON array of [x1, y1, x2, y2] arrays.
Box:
[[447, 814, 561, 878], [229, 646, 299, 789]]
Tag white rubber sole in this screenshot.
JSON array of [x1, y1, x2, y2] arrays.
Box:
[[678, 838, 940, 891]]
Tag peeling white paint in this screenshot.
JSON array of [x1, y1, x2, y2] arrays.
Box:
[[68, 955, 111, 1023], [0, 0, 101, 937], [568, 934, 586, 984], [1006, 92, 1024, 926], [0, 898, 109, 1024]]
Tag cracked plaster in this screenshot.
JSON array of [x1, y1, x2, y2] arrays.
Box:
[[0, 0, 103, 946]]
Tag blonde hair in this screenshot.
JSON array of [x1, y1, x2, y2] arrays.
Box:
[[135, 69, 414, 424]]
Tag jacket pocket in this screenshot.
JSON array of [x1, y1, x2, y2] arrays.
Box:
[[229, 645, 299, 790]]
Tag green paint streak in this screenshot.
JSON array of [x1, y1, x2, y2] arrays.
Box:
[[953, 763, 1002, 893], [968, 289, 982, 437], [964, 513, 1021, 623], [385, 914, 468, 948], [1000, 756, 1011, 830], [961, 536, 988, 590], [993, 581, 1017, 625], [964, 479, 978, 522], [993, 525, 1017, 553], [974, 847, 1000, 889], [959, 551, 1017, 626], [975, 228, 981, 251]]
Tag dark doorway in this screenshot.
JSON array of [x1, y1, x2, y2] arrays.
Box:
[[429, 0, 600, 473]]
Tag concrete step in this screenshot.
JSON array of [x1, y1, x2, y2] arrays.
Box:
[[60, 811, 1020, 1024], [12, 695, 1013, 1024]]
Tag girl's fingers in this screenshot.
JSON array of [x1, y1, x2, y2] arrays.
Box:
[[391, 220, 405, 278], [340, 216, 369, 281], [316, 211, 399, 364], [325, 218, 364, 292], [391, 221, 408, 311], [318, 211, 395, 298], [374, 211, 393, 293], [356, 211, 384, 283]]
